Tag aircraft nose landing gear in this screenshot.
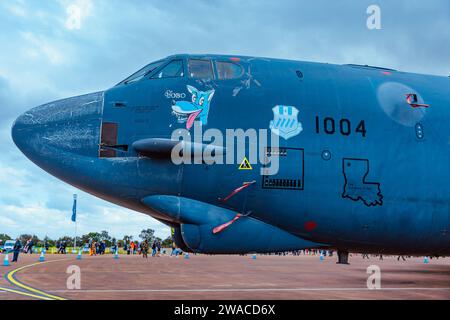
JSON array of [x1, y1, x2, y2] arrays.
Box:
[[337, 250, 350, 264]]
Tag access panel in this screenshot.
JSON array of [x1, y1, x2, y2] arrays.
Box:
[[262, 147, 304, 190]]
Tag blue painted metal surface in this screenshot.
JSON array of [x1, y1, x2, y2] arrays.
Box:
[[11, 54, 450, 255]]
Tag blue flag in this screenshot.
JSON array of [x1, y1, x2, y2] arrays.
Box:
[[71, 194, 77, 222]]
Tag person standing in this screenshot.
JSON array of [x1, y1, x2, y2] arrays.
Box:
[[135, 241, 140, 255], [130, 241, 135, 255], [170, 241, 177, 257], [90, 241, 96, 256], [141, 240, 149, 259], [151, 241, 157, 257], [157, 240, 161, 257], [27, 239, 34, 254], [24, 239, 30, 254], [111, 241, 117, 254], [88, 239, 93, 256], [59, 241, 63, 254], [11, 239, 22, 262]]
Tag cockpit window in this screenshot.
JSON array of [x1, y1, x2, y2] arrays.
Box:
[[152, 60, 184, 78], [120, 60, 165, 84], [188, 59, 214, 79], [216, 61, 243, 80]]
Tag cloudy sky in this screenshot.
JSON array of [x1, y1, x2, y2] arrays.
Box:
[[0, 0, 449, 241]]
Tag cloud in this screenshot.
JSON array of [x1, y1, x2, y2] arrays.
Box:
[[0, 76, 11, 108], [20, 31, 66, 65], [62, 0, 93, 30], [2, 0, 28, 18]]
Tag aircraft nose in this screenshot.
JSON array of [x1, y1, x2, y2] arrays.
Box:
[[11, 92, 104, 170], [11, 114, 22, 149], [11, 105, 47, 159]]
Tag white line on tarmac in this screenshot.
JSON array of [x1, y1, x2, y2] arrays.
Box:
[[50, 287, 450, 293]]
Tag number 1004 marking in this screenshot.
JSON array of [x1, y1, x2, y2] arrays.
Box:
[[315, 116, 367, 137]]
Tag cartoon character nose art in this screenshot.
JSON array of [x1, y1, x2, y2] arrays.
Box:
[[171, 85, 215, 130]]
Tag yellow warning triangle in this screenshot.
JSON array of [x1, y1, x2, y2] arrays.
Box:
[[239, 157, 253, 170]]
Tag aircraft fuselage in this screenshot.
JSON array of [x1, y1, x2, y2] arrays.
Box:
[[12, 54, 450, 255]]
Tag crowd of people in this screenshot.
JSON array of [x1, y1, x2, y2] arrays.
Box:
[[1, 237, 442, 264], [56, 240, 68, 254], [4, 238, 26, 263], [83, 238, 181, 259], [122, 239, 173, 258], [87, 240, 108, 256], [2, 237, 179, 263], [2, 238, 52, 263]]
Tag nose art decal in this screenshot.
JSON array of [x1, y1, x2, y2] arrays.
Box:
[[171, 85, 215, 130]]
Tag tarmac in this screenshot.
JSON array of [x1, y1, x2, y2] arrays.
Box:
[[0, 253, 449, 300]]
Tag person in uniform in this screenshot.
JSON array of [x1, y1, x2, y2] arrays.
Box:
[[11, 238, 22, 262], [141, 239, 149, 259]]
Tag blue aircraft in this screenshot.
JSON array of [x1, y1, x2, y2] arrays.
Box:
[[11, 54, 450, 264]]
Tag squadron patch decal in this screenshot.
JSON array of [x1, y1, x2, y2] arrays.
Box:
[[269, 106, 303, 140], [342, 158, 383, 207]]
